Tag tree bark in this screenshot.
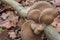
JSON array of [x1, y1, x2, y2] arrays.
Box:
[[1, 0, 60, 40]]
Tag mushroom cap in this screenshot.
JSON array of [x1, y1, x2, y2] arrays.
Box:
[[29, 1, 53, 12], [27, 9, 41, 22], [39, 8, 58, 24], [21, 20, 43, 40]]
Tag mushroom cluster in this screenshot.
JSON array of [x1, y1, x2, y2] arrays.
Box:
[[21, 1, 60, 40]]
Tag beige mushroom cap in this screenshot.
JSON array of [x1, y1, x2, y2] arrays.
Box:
[[39, 8, 58, 24], [30, 1, 53, 12], [27, 9, 41, 22]]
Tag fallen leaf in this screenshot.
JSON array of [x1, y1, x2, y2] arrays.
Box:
[[51, 15, 60, 32], [17, 18, 25, 27], [8, 31, 16, 39], [51, 0, 60, 6], [0, 29, 9, 40]]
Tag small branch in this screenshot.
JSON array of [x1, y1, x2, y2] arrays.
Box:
[[1, 0, 27, 17], [44, 25, 60, 40]]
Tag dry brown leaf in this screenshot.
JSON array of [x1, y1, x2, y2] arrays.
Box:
[[7, 11, 15, 20], [51, 0, 60, 6], [7, 11, 18, 27], [0, 19, 12, 28], [51, 21, 57, 27], [22, 0, 35, 6], [1, 20, 12, 28], [0, 1, 13, 13], [51, 15, 60, 32], [0, 11, 18, 28], [56, 7, 60, 13], [0, 29, 9, 40], [7, 11, 18, 22], [1, 12, 10, 19], [8, 31, 16, 39], [17, 18, 25, 28]]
